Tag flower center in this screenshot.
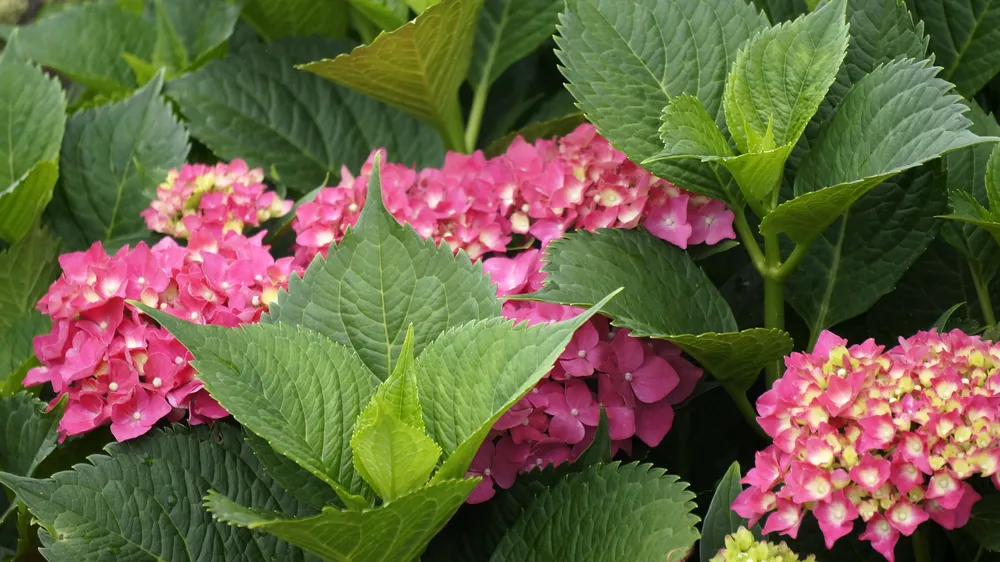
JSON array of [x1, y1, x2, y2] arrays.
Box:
[[137, 277, 146, 285], [132, 411, 142, 420], [577, 350, 586, 358], [221, 282, 231, 290], [108, 382, 119, 392], [570, 408, 579, 416], [483, 468, 492, 477], [348, 203, 358, 212], [664, 217, 675, 227], [152, 377, 162, 388], [624, 372, 633, 382], [174, 356, 184, 365]]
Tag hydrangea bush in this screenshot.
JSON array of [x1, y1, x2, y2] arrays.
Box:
[[5, 0, 1000, 561]]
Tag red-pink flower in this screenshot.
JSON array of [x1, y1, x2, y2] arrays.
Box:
[[110, 387, 172, 441], [545, 379, 601, 445]]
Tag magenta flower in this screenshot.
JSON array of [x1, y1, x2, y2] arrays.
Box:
[[602, 328, 679, 403], [109, 387, 172, 441], [545, 379, 600, 444], [466, 437, 528, 504], [687, 199, 736, 245], [643, 194, 693, 248], [558, 320, 610, 378]]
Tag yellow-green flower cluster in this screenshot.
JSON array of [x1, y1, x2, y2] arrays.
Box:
[[710, 527, 816, 562]]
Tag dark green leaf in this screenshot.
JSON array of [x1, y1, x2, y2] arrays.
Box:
[[910, 0, 1000, 97], [0, 392, 61, 523], [932, 302, 966, 332], [150, 0, 242, 70], [468, 0, 562, 89], [247, 432, 341, 511], [700, 461, 748, 562], [967, 493, 1000, 551], [241, 0, 349, 39]]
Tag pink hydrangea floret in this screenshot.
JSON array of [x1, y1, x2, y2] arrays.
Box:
[[734, 329, 1000, 561], [141, 159, 292, 239]]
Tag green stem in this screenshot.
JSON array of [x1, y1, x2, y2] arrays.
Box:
[[970, 260, 997, 326], [764, 232, 784, 387], [733, 207, 766, 272], [911, 526, 932, 562], [464, 83, 489, 153], [729, 387, 768, 440]]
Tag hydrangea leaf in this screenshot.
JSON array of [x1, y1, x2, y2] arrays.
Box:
[[0, 425, 315, 561], [787, 166, 948, 342], [966, 493, 1000, 551], [149, 0, 242, 70], [15, 2, 155, 92], [0, 51, 66, 243], [138, 311, 379, 510], [346, 0, 408, 32], [710, 145, 796, 215], [417, 292, 616, 482], [241, 0, 349, 39], [940, 189, 1000, 243], [246, 432, 342, 511], [299, 0, 482, 149], [0, 311, 49, 395], [647, 95, 734, 161], [528, 228, 792, 392], [263, 154, 501, 381], [762, 59, 992, 244], [378, 324, 423, 429], [910, 0, 1000, 97], [555, 0, 768, 200], [490, 462, 700, 562], [468, 0, 562, 89], [50, 72, 189, 249], [724, 0, 848, 153], [168, 37, 443, 193], [0, 392, 62, 524], [700, 461, 754, 562], [351, 396, 441, 501], [204, 478, 478, 562]]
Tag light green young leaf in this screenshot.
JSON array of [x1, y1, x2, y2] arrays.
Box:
[[0, 392, 62, 524], [762, 59, 991, 244], [468, 0, 562, 89], [0, 425, 315, 561], [941, 189, 1000, 244], [51, 72, 189, 248], [351, 396, 441, 501], [379, 324, 423, 429], [647, 95, 733, 161], [711, 144, 796, 215], [985, 143, 1000, 212], [242, 0, 349, 39], [15, 2, 155, 92], [725, 0, 848, 153], [787, 166, 947, 342], [150, 0, 242, 70], [263, 153, 500, 381], [0, 51, 66, 243], [910, 0, 1000, 97], [555, 0, 768, 200], [138, 311, 379, 509], [417, 292, 616, 482], [528, 229, 792, 392], [300, 0, 482, 149], [205, 478, 478, 562], [168, 38, 443, 193], [490, 462, 699, 562], [407, 0, 441, 12], [700, 462, 751, 562]]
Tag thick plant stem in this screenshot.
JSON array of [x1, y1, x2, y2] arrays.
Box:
[[970, 260, 997, 326], [911, 526, 932, 562], [464, 84, 489, 153], [764, 232, 784, 387]]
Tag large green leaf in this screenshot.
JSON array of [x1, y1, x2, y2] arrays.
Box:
[[205, 478, 478, 562], [300, 0, 482, 149], [168, 37, 444, 193], [0, 392, 62, 523], [0, 425, 315, 561], [417, 296, 614, 481], [910, 0, 1000, 97], [263, 154, 500, 381], [762, 58, 990, 244], [51, 72, 189, 249], [242, 0, 350, 39], [554, 0, 768, 200], [700, 462, 750, 562], [246, 432, 342, 511], [15, 2, 155, 92], [786, 166, 947, 342], [148, 0, 242, 71], [529, 228, 792, 392], [0, 52, 66, 243], [967, 493, 1000, 552], [0, 226, 60, 332], [490, 462, 700, 561], [138, 312, 379, 509], [724, 0, 847, 153], [468, 0, 562, 89]]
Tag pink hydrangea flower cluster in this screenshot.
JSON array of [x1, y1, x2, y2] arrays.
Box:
[[292, 124, 735, 265], [464, 249, 704, 503], [141, 159, 292, 239], [734, 329, 1000, 561], [25, 231, 297, 442]]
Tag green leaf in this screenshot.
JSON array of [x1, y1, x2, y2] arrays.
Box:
[[910, 0, 1000, 97], [205, 478, 478, 562], [490, 462, 700, 562], [300, 0, 483, 149], [15, 2, 155, 92], [528, 228, 792, 392], [986, 143, 1000, 212], [649, 95, 733, 161], [0, 225, 60, 332], [941, 189, 1000, 243], [0, 425, 315, 561], [167, 37, 444, 193], [138, 312, 379, 509], [0, 392, 61, 524], [555, 0, 769, 200], [724, 0, 848, 152], [468, 0, 562, 89], [417, 293, 616, 482], [346, 0, 408, 32], [700, 462, 750, 562], [241, 0, 349, 39], [0, 51, 66, 243], [712, 145, 796, 215], [151, 0, 242, 70], [51, 72, 189, 248], [932, 302, 966, 332], [351, 396, 441, 501], [263, 153, 500, 381], [786, 166, 948, 341], [967, 493, 1000, 551], [246, 431, 342, 511], [762, 59, 991, 244], [379, 324, 423, 429], [0, 311, 49, 394]]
